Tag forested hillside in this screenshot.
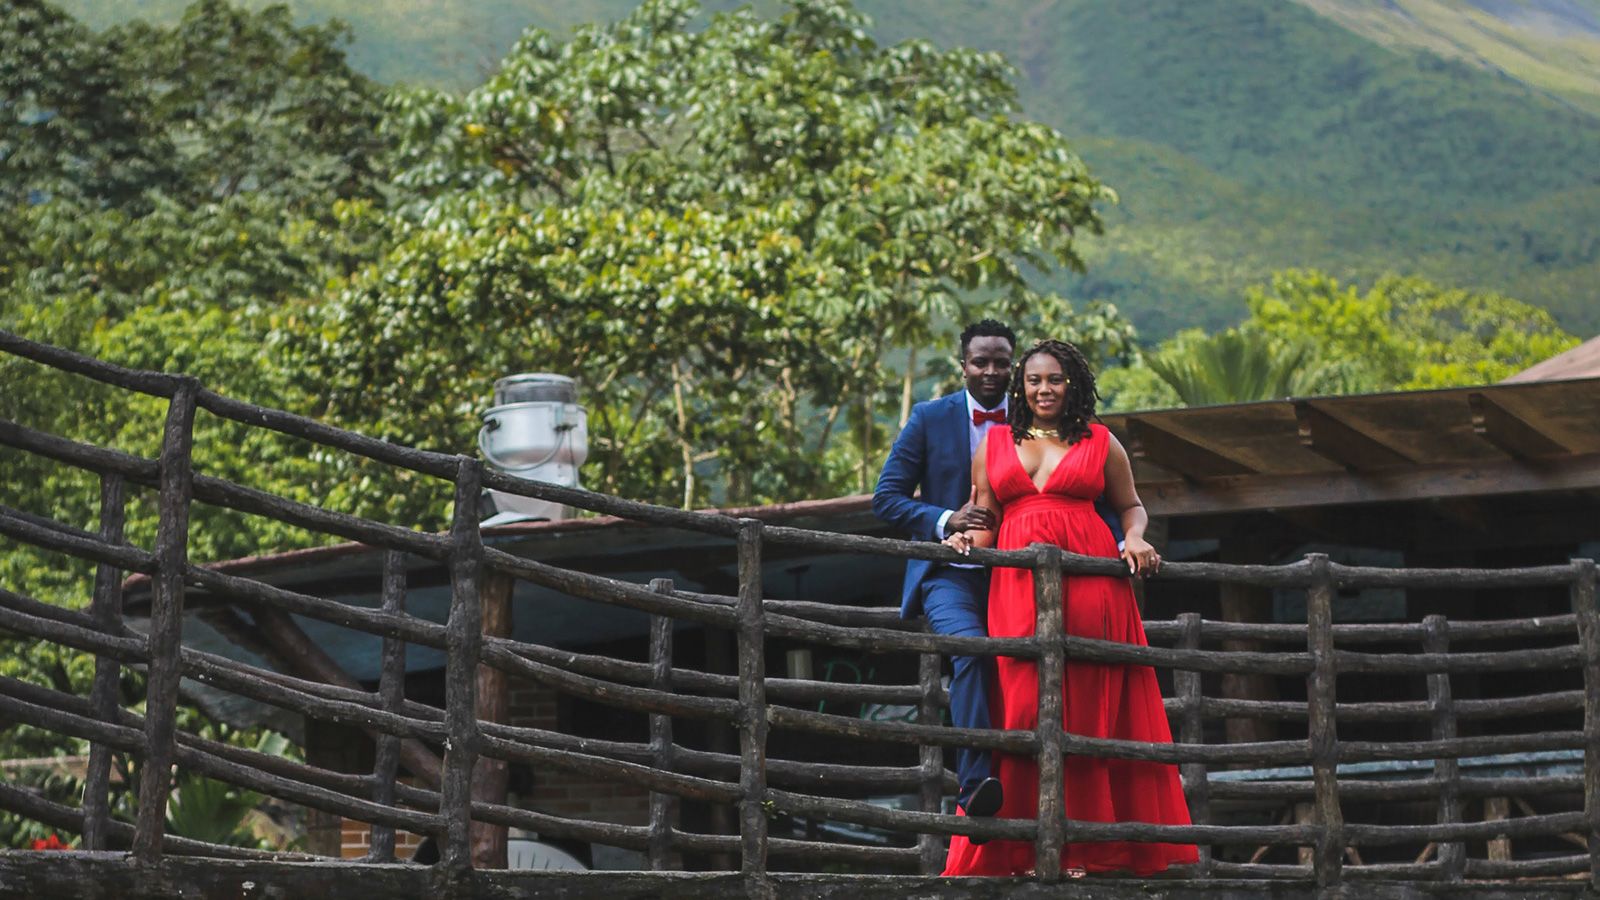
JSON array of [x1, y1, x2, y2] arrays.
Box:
[[59, 0, 1600, 336]]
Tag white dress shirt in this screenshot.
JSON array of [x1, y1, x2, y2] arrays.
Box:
[[936, 391, 1006, 538]]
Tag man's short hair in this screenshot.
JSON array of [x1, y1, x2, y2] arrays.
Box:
[[959, 319, 1017, 360]]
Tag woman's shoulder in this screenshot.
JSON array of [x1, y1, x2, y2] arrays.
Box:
[[1072, 422, 1107, 444], [1086, 422, 1114, 461], [981, 425, 1014, 461]]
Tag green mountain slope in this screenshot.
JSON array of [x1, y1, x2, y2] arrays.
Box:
[[57, 0, 1600, 337], [1296, 0, 1600, 115], [853, 0, 1600, 333]]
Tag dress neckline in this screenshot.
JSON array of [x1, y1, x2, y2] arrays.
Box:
[[1015, 425, 1097, 495]]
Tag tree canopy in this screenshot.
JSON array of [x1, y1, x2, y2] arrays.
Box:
[[305, 0, 1120, 512], [1099, 270, 1580, 411]]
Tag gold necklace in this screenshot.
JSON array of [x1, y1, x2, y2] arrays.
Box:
[[1025, 426, 1060, 441]]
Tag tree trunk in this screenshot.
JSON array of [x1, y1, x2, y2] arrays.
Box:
[[671, 362, 694, 509], [899, 345, 917, 428], [859, 386, 873, 493]]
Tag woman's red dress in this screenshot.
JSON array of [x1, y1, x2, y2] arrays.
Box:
[[942, 424, 1199, 876]]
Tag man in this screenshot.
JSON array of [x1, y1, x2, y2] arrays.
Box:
[[873, 319, 1124, 828]]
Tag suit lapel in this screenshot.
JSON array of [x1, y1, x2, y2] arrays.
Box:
[[941, 392, 971, 499]]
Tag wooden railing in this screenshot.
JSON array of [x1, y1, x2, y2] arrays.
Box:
[[1, 329, 1597, 893]]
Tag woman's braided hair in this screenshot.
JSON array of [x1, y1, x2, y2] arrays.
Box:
[[1007, 339, 1098, 445]]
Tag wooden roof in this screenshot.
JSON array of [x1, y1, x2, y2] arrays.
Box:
[[1101, 376, 1600, 517]]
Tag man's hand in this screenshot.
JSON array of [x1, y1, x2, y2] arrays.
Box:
[[943, 487, 996, 536]]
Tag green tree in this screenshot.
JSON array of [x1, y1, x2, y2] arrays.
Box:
[[1143, 329, 1359, 406], [1245, 270, 1579, 390], [0, 0, 387, 845], [1382, 276, 1581, 388], [307, 0, 1117, 513], [107, 0, 385, 206], [1101, 269, 1580, 411], [2, 0, 391, 588], [0, 0, 173, 210]]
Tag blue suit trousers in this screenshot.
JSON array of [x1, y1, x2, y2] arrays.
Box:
[[919, 566, 993, 798]]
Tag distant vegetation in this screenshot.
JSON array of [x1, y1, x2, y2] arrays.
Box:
[[57, 0, 1600, 337]]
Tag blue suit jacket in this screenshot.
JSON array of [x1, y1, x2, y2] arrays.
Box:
[[873, 391, 1125, 617]]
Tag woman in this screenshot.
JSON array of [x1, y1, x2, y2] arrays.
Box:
[[941, 339, 1198, 877]]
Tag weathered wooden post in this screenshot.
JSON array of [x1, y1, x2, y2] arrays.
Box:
[[1305, 553, 1343, 887], [1175, 611, 1211, 876], [648, 578, 681, 871], [439, 458, 485, 874], [133, 379, 197, 862], [1423, 614, 1463, 880], [1571, 558, 1599, 891], [917, 650, 945, 874], [735, 519, 771, 894], [472, 567, 514, 869], [369, 550, 408, 862], [81, 472, 125, 852], [1033, 544, 1066, 880]]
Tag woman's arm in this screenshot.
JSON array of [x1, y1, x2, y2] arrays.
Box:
[[944, 433, 1003, 554], [1104, 432, 1160, 576]]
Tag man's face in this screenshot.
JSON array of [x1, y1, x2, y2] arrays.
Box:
[[962, 335, 1013, 409]]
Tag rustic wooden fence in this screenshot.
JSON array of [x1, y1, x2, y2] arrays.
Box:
[[1, 329, 1597, 895]]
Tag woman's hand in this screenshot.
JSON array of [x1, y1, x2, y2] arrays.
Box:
[[1121, 535, 1161, 577], [944, 531, 975, 556]]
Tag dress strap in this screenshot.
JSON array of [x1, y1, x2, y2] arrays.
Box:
[[985, 424, 1014, 475]]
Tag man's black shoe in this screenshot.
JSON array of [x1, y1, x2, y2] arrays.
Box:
[[961, 777, 1004, 844]]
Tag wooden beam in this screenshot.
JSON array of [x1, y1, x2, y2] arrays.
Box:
[[1294, 401, 1411, 471], [248, 606, 444, 790], [471, 572, 514, 869], [1141, 452, 1600, 518], [194, 606, 298, 675], [1427, 498, 1493, 533], [1127, 418, 1254, 480], [1469, 392, 1570, 461]]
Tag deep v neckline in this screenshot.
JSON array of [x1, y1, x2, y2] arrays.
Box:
[[1019, 435, 1087, 494]]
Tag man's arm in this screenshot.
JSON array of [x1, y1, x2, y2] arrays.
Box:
[[873, 405, 948, 541], [1094, 495, 1126, 546]]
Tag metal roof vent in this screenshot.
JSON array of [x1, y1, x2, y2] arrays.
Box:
[[478, 374, 589, 527]]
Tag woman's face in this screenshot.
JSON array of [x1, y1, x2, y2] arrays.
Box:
[[1023, 353, 1068, 422]]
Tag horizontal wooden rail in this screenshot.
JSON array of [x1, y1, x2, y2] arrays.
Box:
[[1166, 691, 1584, 722], [1143, 613, 1581, 644], [6, 330, 1600, 891]]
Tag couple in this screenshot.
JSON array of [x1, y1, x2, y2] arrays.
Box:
[[873, 320, 1197, 877]]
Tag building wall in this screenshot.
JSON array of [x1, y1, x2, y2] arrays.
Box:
[[339, 820, 426, 861], [334, 674, 650, 864]]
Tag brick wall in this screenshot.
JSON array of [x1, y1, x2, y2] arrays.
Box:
[[335, 674, 650, 861], [338, 819, 425, 860], [510, 676, 651, 827]]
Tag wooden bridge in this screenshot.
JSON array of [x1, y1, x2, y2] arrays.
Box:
[[0, 330, 1597, 899]]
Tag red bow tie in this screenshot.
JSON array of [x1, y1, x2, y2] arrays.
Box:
[[972, 409, 1005, 425]]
